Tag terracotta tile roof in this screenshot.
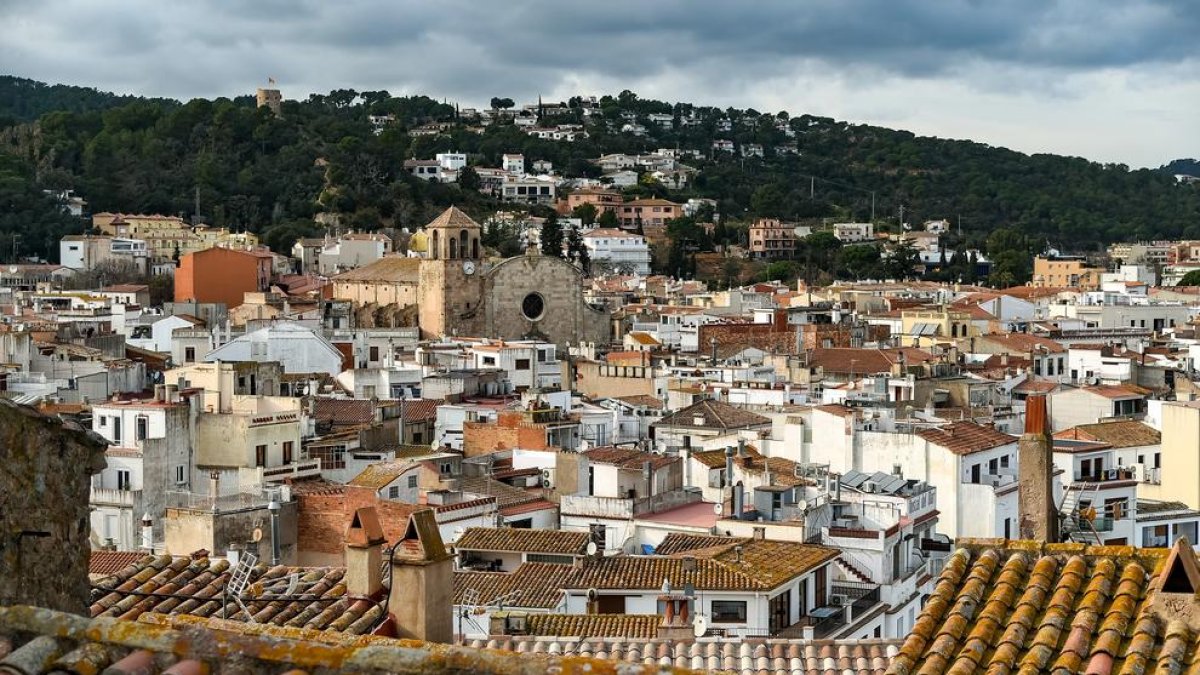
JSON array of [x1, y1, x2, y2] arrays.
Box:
[[890, 539, 1188, 675], [453, 562, 575, 609], [312, 399, 375, 425], [976, 331, 1067, 354], [498, 498, 558, 517], [1012, 377, 1060, 394], [331, 255, 420, 283], [401, 398, 441, 421], [88, 554, 385, 634], [571, 540, 839, 592], [1055, 420, 1161, 448], [808, 347, 936, 375], [0, 605, 655, 675], [584, 446, 677, 470], [655, 398, 770, 431], [89, 551, 148, 577], [613, 394, 664, 409], [467, 636, 901, 674], [347, 461, 416, 489], [915, 421, 1016, 455], [455, 527, 589, 555], [526, 613, 660, 639], [655, 532, 746, 555], [691, 445, 761, 469], [425, 206, 480, 230], [1079, 383, 1150, 399]]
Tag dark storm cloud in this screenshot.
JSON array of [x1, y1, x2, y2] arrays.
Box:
[[1, 0, 1196, 165], [3, 0, 1196, 99]]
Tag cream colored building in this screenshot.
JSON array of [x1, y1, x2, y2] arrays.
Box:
[[92, 213, 260, 261], [1145, 401, 1200, 509]]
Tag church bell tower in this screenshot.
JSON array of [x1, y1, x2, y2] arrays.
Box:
[[418, 207, 484, 339]]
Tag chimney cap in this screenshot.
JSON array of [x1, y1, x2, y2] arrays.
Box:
[[345, 507, 386, 547]]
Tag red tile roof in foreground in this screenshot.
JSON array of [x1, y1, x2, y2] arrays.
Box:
[[88, 550, 146, 577], [889, 539, 1186, 675]]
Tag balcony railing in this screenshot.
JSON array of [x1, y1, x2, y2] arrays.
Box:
[[1074, 468, 1136, 483], [90, 487, 141, 507], [832, 580, 881, 617], [261, 459, 322, 482]]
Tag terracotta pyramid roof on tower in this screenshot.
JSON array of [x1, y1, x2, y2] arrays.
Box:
[[425, 206, 480, 230]]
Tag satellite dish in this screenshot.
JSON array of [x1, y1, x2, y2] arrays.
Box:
[[796, 499, 809, 511], [692, 614, 708, 638], [586, 541, 598, 556], [713, 503, 724, 516], [587, 588, 599, 602], [252, 527, 264, 543]]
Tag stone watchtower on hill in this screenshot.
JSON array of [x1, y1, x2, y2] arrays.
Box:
[[256, 80, 282, 116]]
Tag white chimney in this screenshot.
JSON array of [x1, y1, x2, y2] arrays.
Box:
[[141, 513, 153, 551]]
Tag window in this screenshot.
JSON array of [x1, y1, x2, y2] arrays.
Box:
[[970, 464, 981, 483], [407, 475, 418, 488], [389, 486, 400, 499], [522, 292, 546, 321], [1175, 521, 1198, 543], [282, 441, 294, 465], [112, 416, 122, 442], [116, 470, 131, 491], [255, 445, 267, 468], [527, 553, 573, 564], [1000, 455, 1010, 469], [184, 347, 196, 362], [515, 358, 531, 371], [99, 416, 107, 427], [135, 416, 148, 441], [175, 465, 186, 485], [369, 346, 380, 362], [711, 601, 748, 623]]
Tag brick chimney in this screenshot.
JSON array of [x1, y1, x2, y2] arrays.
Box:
[[1018, 394, 1058, 541], [387, 510, 454, 642], [344, 507, 385, 598]]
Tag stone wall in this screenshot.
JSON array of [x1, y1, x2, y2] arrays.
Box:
[[483, 253, 610, 348], [0, 399, 107, 613]]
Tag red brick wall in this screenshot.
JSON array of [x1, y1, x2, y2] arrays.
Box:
[[463, 417, 549, 457], [296, 485, 427, 564]]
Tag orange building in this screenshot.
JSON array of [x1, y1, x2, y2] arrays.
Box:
[[558, 187, 623, 216], [175, 247, 272, 309]]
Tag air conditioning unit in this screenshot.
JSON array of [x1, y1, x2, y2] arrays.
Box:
[[863, 481, 877, 493], [829, 594, 849, 606], [1133, 464, 1146, 482], [1105, 469, 1118, 480]]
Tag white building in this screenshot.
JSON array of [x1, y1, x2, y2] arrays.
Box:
[[204, 321, 344, 375], [89, 386, 197, 551], [500, 174, 556, 205], [318, 233, 392, 274], [436, 152, 467, 171], [833, 223, 875, 243], [60, 235, 149, 272], [582, 228, 652, 275], [502, 153, 525, 174]]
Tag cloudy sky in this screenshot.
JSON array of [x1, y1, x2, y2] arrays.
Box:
[[2, 0, 1196, 167]]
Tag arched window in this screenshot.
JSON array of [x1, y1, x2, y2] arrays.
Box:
[[459, 230, 469, 260], [430, 231, 439, 260], [472, 237, 479, 259], [449, 237, 458, 259]]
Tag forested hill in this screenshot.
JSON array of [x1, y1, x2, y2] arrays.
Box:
[[0, 75, 1197, 271], [1163, 159, 1200, 177], [0, 76, 175, 126]]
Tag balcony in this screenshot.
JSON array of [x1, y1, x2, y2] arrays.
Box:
[[1074, 467, 1136, 484], [90, 487, 141, 508], [261, 459, 322, 482]]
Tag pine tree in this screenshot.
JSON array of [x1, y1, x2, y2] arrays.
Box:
[[566, 225, 589, 273], [540, 212, 564, 257]]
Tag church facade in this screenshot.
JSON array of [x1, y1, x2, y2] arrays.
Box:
[[334, 207, 610, 347]]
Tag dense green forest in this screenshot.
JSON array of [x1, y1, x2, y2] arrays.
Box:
[[0, 75, 1196, 286]]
